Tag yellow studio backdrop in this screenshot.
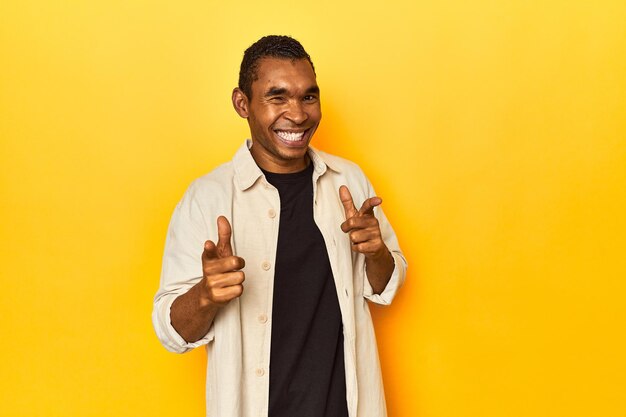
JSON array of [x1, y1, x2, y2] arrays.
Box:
[[1, 0, 625, 416]]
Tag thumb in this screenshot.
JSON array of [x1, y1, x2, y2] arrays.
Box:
[[202, 240, 219, 261], [216, 216, 233, 258], [358, 196, 382, 216]]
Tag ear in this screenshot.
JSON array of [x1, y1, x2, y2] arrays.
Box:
[[232, 88, 249, 118]]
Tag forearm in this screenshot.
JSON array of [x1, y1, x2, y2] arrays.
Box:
[[365, 247, 395, 295], [170, 279, 220, 343]]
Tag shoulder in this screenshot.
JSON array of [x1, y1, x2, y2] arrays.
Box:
[[179, 160, 236, 212], [187, 161, 235, 194]]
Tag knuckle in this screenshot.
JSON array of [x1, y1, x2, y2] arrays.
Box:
[[205, 263, 221, 277], [206, 277, 218, 289]]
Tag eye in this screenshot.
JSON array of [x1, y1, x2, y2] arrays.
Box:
[[303, 95, 318, 102], [268, 96, 286, 103]]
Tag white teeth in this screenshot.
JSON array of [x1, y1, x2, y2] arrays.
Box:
[[275, 130, 305, 142]]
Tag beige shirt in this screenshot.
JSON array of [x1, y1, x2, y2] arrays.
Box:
[[152, 140, 407, 417]]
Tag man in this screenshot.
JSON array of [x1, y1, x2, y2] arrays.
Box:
[[152, 35, 407, 417]]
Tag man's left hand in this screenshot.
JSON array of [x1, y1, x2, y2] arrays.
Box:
[[339, 185, 388, 258], [339, 185, 395, 293]]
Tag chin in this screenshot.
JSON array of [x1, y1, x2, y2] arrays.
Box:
[[277, 146, 308, 161]]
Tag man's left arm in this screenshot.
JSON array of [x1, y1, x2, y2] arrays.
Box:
[[339, 185, 399, 295]]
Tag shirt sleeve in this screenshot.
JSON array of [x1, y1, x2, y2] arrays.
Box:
[[152, 182, 216, 353]]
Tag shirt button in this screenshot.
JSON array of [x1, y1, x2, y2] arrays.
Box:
[[261, 261, 271, 271], [258, 314, 268, 324], [268, 208, 276, 218], [255, 368, 265, 377]]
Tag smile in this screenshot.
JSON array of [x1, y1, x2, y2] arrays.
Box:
[[274, 130, 306, 142]]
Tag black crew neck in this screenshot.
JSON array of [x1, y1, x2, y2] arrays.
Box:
[[261, 162, 314, 184]]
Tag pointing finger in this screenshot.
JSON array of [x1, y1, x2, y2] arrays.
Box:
[[216, 216, 233, 258], [339, 185, 358, 219], [358, 197, 382, 216]]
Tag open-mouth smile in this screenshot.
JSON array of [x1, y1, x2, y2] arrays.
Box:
[[273, 129, 309, 146]]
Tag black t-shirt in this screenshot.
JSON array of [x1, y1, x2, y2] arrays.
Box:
[[263, 163, 348, 417]]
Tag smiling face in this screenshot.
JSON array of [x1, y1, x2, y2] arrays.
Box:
[[232, 57, 321, 173]]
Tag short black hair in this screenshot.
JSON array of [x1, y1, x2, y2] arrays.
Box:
[[238, 35, 315, 98]]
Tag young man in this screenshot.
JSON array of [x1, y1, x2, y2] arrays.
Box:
[[152, 35, 407, 417]]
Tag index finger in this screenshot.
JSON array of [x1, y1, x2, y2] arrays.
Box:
[[216, 216, 233, 258], [339, 185, 358, 219]]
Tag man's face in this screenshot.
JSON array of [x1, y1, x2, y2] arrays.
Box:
[[237, 57, 321, 173]]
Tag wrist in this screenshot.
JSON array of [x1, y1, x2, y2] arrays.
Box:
[[368, 245, 392, 262]]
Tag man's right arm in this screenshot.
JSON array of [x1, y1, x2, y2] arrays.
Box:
[[169, 216, 245, 343]]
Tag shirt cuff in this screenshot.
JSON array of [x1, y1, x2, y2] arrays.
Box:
[[153, 294, 215, 353], [363, 251, 404, 305]]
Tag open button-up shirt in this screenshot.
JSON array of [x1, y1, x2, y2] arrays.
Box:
[[152, 140, 407, 417]]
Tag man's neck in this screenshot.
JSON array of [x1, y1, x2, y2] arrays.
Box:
[[251, 150, 310, 174]]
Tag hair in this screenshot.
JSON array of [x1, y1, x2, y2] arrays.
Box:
[[238, 35, 315, 98]]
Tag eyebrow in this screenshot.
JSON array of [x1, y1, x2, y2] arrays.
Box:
[[264, 87, 288, 97], [305, 86, 320, 95], [263, 85, 320, 97]]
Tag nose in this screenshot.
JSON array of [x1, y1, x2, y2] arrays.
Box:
[[284, 100, 308, 125]]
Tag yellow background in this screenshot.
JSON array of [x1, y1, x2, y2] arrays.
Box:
[[1, 0, 625, 416]]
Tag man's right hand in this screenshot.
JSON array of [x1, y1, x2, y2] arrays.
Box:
[[200, 216, 245, 306], [170, 215, 244, 342]]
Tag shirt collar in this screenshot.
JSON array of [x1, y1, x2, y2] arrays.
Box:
[[233, 139, 341, 191]]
